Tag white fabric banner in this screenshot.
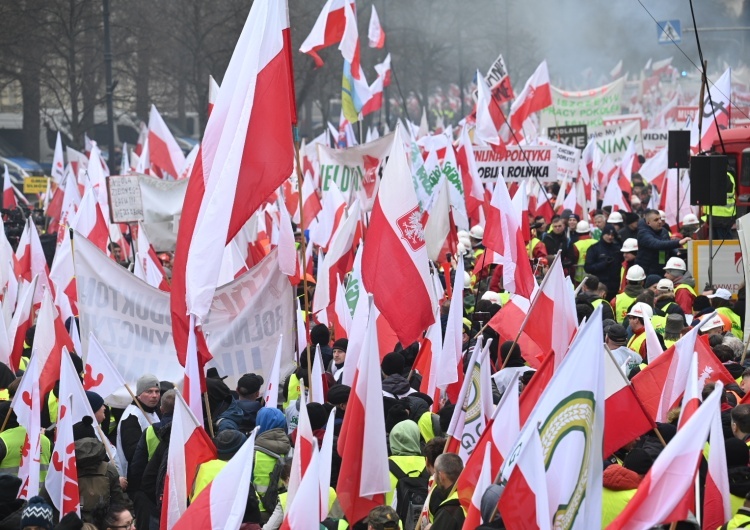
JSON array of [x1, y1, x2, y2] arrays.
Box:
[[540, 77, 625, 129], [74, 233, 295, 407], [474, 146, 558, 183], [138, 175, 189, 252], [538, 138, 580, 182]]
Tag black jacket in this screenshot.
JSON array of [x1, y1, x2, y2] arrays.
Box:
[[636, 219, 682, 275], [431, 491, 466, 530], [584, 239, 622, 297]]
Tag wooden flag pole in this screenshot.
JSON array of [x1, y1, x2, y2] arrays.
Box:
[[203, 391, 214, 438], [124, 383, 153, 426]]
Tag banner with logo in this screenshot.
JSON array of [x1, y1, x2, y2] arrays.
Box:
[[317, 132, 394, 211], [588, 119, 642, 164], [474, 146, 558, 183], [540, 77, 625, 129], [688, 240, 743, 298], [74, 233, 295, 407], [642, 129, 669, 158]]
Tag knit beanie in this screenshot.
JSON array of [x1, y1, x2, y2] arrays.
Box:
[[327, 384, 351, 405], [214, 429, 247, 458], [623, 448, 653, 475], [306, 403, 328, 431], [332, 338, 348, 352], [381, 352, 405, 376], [0, 473, 21, 502], [725, 438, 750, 468], [136, 374, 160, 396], [86, 391, 104, 413], [72, 416, 98, 441], [21, 496, 54, 530]]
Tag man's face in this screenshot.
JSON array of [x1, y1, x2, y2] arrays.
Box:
[[628, 315, 644, 331], [602, 232, 615, 244], [567, 218, 578, 230], [552, 221, 565, 234], [623, 251, 636, 262], [333, 348, 346, 365], [741, 377, 750, 394], [595, 216, 606, 229], [139, 386, 161, 408], [646, 214, 661, 231], [664, 270, 680, 281]]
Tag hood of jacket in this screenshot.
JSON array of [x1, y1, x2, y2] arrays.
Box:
[[382, 374, 412, 397], [674, 270, 696, 288], [729, 466, 750, 498], [75, 437, 107, 471], [389, 420, 422, 456], [255, 427, 291, 456], [623, 284, 644, 298], [402, 395, 430, 423], [602, 464, 641, 491]]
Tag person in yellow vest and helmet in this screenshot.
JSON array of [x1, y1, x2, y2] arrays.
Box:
[[469, 225, 485, 259], [703, 169, 736, 240], [708, 288, 744, 341], [700, 313, 727, 338], [626, 302, 653, 357], [570, 221, 597, 284], [663, 257, 696, 315], [611, 265, 646, 323], [192, 429, 248, 501]]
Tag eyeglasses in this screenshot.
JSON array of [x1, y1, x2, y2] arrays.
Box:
[[110, 519, 135, 530]]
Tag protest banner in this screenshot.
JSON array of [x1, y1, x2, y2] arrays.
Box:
[[538, 138, 580, 182], [547, 125, 588, 149], [540, 77, 625, 129], [138, 174, 188, 252], [603, 113, 648, 130], [474, 146, 558, 183], [588, 119, 642, 163], [74, 233, 295, 407], [642, 129, 669, 158], [688, 240, 744, 297], [317, 132, 394, 210], [107, 175, 144, 223]]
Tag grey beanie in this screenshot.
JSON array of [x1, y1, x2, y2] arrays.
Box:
[[136, 374, 160, 396]]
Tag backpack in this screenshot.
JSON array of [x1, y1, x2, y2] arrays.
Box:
[[388, 459, 430, 530], [254, 446, 286, 514]]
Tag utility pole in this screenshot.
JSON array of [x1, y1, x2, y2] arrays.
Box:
[[102, 0, 116, 175]]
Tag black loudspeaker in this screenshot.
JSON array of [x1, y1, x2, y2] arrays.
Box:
[[690, 154, 728, 206], [668, 130, 691, 168]]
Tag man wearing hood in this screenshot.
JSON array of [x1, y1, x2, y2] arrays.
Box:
[[386, 420, 428, 508], [636, 209, 690, 275], [663, 257, 696, 315], [585, 225, 622, 299], [253, 408, 290, 520]]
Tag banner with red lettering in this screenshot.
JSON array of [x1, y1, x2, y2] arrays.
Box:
[[317, 132, 394, 210], [474, 146, 558, 183], [74, 233, 295, 407]]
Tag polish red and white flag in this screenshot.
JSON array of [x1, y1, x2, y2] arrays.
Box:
[[509, 60, 553, 133], [368, 5, 385, 48], [83, 332, 127, 399], [300, 0, 355, 67], [148, 105, 186, 179]]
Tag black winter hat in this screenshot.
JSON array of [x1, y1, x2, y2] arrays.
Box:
[[623, 448, 653, 475], [86, 391, 104, 413], [214, 429, 247, 457], [726, 438, 750, 468], [237, 373, 264, 396], [310, 324, 330, 346], [20, 496, 54, 530], [72, 416, 97, 441], [307, 403, 328, 431], [381, 352, 405, 376], [327, 384, 351, 405], [332, 338, 348, 352], [607, 324, 628, 344], [0, 473, 21, 502]]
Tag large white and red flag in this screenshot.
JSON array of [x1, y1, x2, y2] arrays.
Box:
[[16, 363, 43, 499], [3, 164, 17, 209], [483, 168, 536, 298], [8, 276, 37, 372], [161, 391, 217, 530], [475, 70, 507, 151], [603, 346, 656, 457], [72, 187, 109, 252], [361, 55, 390, 117], [299, 171, 323, 225], [172, 427, 257, 530], [300, 0, 354, 67], [171, 0, 295, 365], [367, 5, 385, 48], [497, 304, 605, 529], [509, 60, 553, 133], [45, 394, 80, 517], [462, 442, 493, 530], [135, 223, 170, 291], [16, 217, 54, 304], [361, 125, 435, 346], [83, 332, 127, 399], [264, 334, 283, 410], [436, 253, 465, 398], [183, 315, 206, 420], [148, 105, 186, 179], [51, 131, 65, 184], [690, 68, 731, 151], [455, 124, 485, 220], [703, 388, 732, 530], [607, 383, 723, 530], [281, 439, 321, 530], [336, 304, 391, 525], [55, 169, 82, 245]]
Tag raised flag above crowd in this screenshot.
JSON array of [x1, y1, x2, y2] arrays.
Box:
[[2, 0, 750, 529]]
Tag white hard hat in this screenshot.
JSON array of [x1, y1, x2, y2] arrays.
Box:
[[575, 220, 591, 234], [707, 288, 732, 301], [701, 314, 725, 332], [630, 196, 641, 206], [664, 257, 686, 272], [682, 213, 699, 225], [626, 264, 646, 281], [481, 291, 502, 305], [627, 302, 653, 320], [464, 272, 472, 287], [621, 238, 638, 253], [457, 230, 471, 240], [658, 210, 666, 220], [469, 225, 484, 241], [458, 236, 472, 250], [656, 278, 674, 292], [607, 211, 624, 224], [456, 242, 469, 257]]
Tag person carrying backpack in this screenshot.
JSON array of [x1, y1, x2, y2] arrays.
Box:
[[386, 420, 429, 530]]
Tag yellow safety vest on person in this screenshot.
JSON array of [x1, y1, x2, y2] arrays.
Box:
[[721, 506, 750, 529], [386, 455, 428, 506], [145, 425, 160, 461], [628, 331, 647, 354], [48, 392, 59, 425], [573, 238, 597, 283], [0, 425, 52, 479], [601, 488, 637, 528], [0, 389, 8, 400], [664, 339, 677, 349], [527, 237, 541, 259], [651, 315, 666, 336], [704, 171, 737, 219], [417, 411, 436, 443], [717, 307, 744, 340], [191, 459, 227, 501], [253, 447, 286, 513], [283, 374, 301, 410], [279, 487, 339, 516], [614, 293, 637, 323]]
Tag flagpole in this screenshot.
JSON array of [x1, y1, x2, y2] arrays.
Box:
[[0, 406, 11, 433], [124, 383, 154, 426], [203, 391, 214, 437], [499, 252, 562, 370], [603, 344, 666, 448]]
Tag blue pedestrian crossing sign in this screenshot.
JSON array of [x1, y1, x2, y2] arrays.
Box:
[[657, 20, 681, 44]]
